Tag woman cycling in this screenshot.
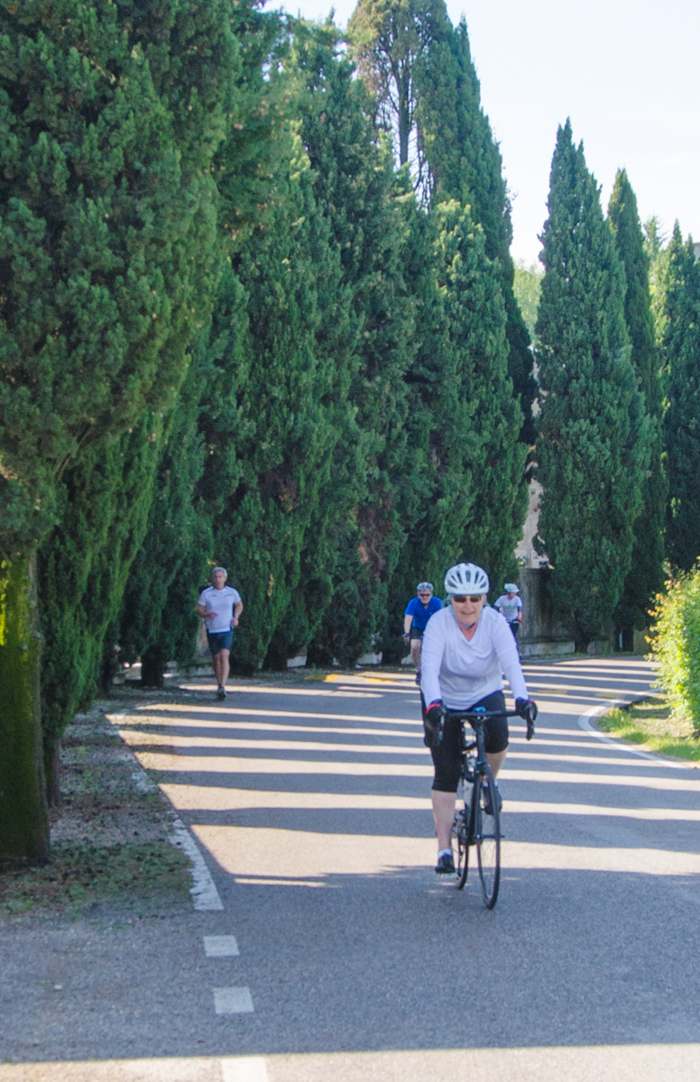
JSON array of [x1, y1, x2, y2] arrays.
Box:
[[420, 562, 537, 874]]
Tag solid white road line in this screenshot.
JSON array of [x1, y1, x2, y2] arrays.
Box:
[[214, 987, 254, 1014], [105, 710, 225, 910], [203, 935, 239, 957], [578, 703, 695, 770], [170, 816, 224, 911]]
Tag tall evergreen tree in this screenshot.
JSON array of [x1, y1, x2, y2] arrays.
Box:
[[513, 260, 543, 344], [349, 3, 534, 435], [655, 224, 700, 571], [0, 0, 237, 848], [348, 0, 446, 179], [116, 351, 212, 688], [284, 21, 419, 668], [388, 200, 525, 623], [39, 415, 164, 796], [198, 102, 347, 672], [415, 17, 535, 441], [644, 216, 667, 282], [115, 1, 282, 686], [0, 552, 47, 860], [608, 170, 667, 641], [535, 122, 650, 649]]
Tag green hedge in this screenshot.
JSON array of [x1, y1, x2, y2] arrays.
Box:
[[649, 566, 700, 730]]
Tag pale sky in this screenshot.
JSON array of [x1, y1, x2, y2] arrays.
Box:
[[278, 0, 700, 264]]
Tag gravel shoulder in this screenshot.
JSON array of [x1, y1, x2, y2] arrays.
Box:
[[0, 696, 192, 921]]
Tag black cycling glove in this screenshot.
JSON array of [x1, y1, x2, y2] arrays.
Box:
[[515, 697, 537, 740], [423, 700, 443, 748]]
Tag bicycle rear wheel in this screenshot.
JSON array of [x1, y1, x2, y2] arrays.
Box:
[[452, 800, 470, 890], [475, 765, 501, 908]]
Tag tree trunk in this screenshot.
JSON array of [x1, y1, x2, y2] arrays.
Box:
[[43, 739, 62, 808], [140, 643, 166, 688], [0, 550, 50, 861], [396, 57, 411, 167]]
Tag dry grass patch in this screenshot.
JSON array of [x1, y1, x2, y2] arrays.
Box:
[[0, 703, 191, 919], [599, 694, 700, 762]]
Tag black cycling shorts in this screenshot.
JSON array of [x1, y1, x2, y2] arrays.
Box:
[[409, 626, 424, 640], [431, 690, 508, 793]]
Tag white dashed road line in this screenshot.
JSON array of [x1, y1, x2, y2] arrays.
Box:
[[220, 1057, 269, 1082], [214, 987, 255, 1014], [204, 935, 240, 957]]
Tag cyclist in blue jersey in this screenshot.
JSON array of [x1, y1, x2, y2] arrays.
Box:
[[403, 582, 442, 671]]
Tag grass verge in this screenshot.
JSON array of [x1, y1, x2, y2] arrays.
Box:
[[0, 840, 191, 918], [0, 703, 191, 919], [598, 694, 700, 762]]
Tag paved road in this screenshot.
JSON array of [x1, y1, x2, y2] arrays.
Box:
[[3, 657, 700, 1081]]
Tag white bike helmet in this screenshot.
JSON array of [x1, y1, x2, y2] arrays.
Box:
[[416, 582, 434, 593], [504, 583, 519, 594], [444, 563, 489, 595]]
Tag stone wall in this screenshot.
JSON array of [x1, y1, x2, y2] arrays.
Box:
[[519, 566, 575, 656]]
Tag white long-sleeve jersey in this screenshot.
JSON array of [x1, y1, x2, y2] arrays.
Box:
[[420, 604, 528, 709]]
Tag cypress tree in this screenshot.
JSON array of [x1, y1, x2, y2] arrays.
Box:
[[346, 3, 530, 654], [199, 107, 346, 672], [349, 6, 536, 439], [285, 21, 418, 668], [656, 224, 700, 571], [535, 122, 650, 649], [348, 0, 445, 175], [513, 260, 543, 344], [608, 170, 667, 640], [389, 199, 525, 622], [0, 0, 237, 840], [116, 353, 212, 688], [39, 415, 164, 796], [0, 553, 48, 860], [116, 1, 281, 686], [415, 17, 536, 441]]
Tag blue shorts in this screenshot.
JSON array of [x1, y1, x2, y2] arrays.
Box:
[[207, 630, 234, 655]]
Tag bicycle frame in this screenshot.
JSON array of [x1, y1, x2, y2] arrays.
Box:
[[445, 708, 518, 908]]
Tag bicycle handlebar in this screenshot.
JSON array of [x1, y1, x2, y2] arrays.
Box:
[[443, 708, 520, 721]]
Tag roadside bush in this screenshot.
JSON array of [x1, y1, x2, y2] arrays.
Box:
[[648, 566, 700, 731]]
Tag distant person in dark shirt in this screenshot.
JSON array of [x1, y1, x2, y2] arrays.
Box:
[[403, 582, 442, 672]]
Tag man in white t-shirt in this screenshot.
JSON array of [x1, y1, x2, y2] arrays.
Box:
[[494, 583, 523, 644], [197, 567, 243, 700]]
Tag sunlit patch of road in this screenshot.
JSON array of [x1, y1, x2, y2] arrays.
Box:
[[4, 1042, 700, 1082]]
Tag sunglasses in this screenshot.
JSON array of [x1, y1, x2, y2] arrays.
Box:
[[451, 594, 484, 604]]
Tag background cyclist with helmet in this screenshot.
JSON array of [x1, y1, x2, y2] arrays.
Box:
[[403, 582, 442, 671], [494, 582, 523, 642], [420, 562, 537, 875]]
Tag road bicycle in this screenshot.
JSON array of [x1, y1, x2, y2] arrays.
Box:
[[443, 708, 519, 910]]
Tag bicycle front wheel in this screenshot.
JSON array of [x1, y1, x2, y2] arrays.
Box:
[[475, 765, 501, 908], [452, 802, 469, 890]]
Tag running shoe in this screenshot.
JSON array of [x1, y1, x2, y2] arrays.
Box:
[[435, 852, 455, 875], [217, 686, 226, 701]]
